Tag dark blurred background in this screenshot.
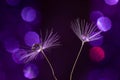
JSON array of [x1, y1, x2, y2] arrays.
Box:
[[0, 0, 120, 80]]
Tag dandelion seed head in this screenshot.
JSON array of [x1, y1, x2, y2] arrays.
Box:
[[71, 19, 102, 43], [31, 44, 41, 51], [21, 50, 40, 63], [21, 29, 60, 63], [42, 29, 60, 50], [81, 35, 90, 42]]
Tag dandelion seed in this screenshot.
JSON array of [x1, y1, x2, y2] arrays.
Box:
[[21, 29, 60, 62], [21, 29, 60, 80], [42, 29, 60, 50], [71, 19, 102, 43], [70, 19, 103, 80]]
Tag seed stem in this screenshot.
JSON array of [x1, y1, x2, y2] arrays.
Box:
[[41, 50, 58, 80], [70, 41, 85, 80]]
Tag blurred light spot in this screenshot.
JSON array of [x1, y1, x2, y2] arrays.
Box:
[[104, 0, 119, 5], [12, 49, 27, 64], [24, 31, 40, 47], [6, 0, 20, 6], [90, 37, 103, 46], [23, 63, 39, 79], [97, 17, 112, 32], [4, 37, 19, 54], [89, 47, 105, 62], [21, 7, 37, 22], [90, 10, 104, 23]]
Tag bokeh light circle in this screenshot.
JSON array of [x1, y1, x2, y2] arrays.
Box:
[[12, 49, 27, 64], [97, 16, 112, 32], [24, 31, 40, 47], [21, 7, 37, 22], [104, 0, 119, 5], [23, 63, 39, 79], [90, 10, 104, 23], [89, 47, 105, 62]]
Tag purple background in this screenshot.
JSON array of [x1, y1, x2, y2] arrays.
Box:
[[0, 0, 120, 80]]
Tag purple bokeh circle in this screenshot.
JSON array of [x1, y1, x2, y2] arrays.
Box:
[[24, 31, 40, 47], [97, 16, 112, 32], [12, 49, 27, 64], [21, 7, 37, 22], [23, 63, 39, 79], [104, 0, 119, 5]]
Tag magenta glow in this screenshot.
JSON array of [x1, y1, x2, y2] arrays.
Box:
[[89, 47, 105, 62]]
